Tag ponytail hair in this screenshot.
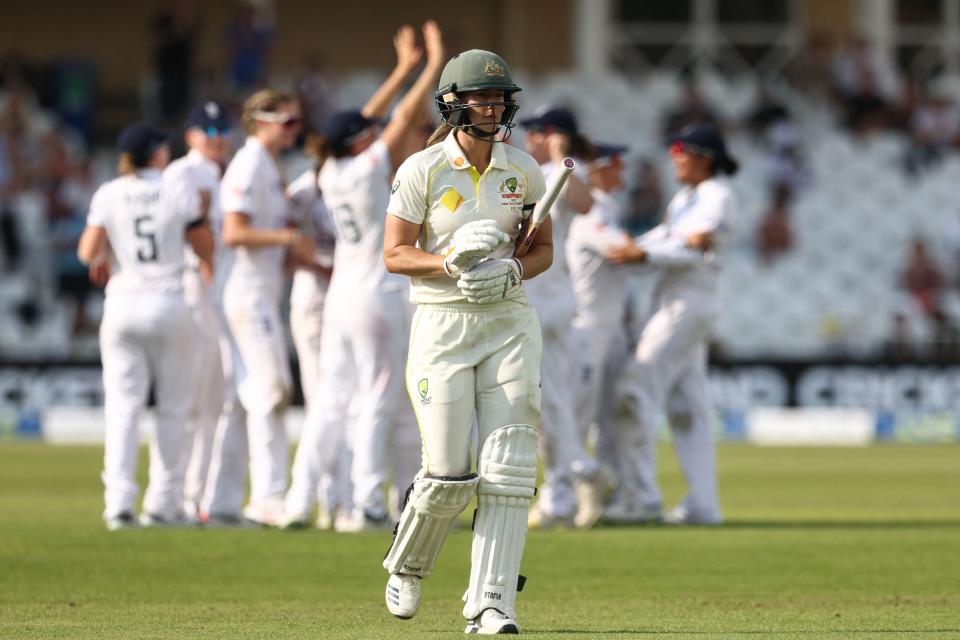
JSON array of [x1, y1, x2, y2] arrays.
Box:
[[567, 133, 593, 161], [242, 88, 296, 135], [426, 122, 454, 147], [304, 134, 333, 175], [117, 152, 137, 175]]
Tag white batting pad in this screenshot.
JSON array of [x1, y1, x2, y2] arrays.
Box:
[[383, 473, 479, 578], [463, 424, 538, 620]]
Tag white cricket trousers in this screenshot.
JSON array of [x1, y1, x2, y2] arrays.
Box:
[[200, 316, 249, 517], [290, 284, 352, 516], [618, 288, 721, 520], [525, 277, 595, 518], [100, 293, 194, 519], [181, 270, 224, 513], [288, 286, 413, 518], [405, 300, 542, 477], [220, 282, 292, 504]]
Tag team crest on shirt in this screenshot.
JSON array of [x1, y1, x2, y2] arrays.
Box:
[[418, 378, 431, 405], [499, 175, 523, 204]]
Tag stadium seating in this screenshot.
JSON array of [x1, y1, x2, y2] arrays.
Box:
[[3, 71, 957, 360]]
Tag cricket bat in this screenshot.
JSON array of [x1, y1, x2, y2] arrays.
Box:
[[515, 157, 576, 258]]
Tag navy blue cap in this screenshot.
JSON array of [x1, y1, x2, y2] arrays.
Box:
[[671, 123, 739, 175], [116, 123, 169, 167], [593, 143, 628, 160], [186, 101, 231, 131], [519, 107, 578, 134], [322, 110, 380, 151]]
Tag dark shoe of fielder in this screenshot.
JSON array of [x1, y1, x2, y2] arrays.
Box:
[[385, 573, 421, 619], [104, 511, 137, 531], [465, 608, 519, 634]]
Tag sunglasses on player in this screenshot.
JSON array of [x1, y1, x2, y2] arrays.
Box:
[[196, 126, 231, 138], [253, 110, 304, 129], [670, 141, 714, 157]]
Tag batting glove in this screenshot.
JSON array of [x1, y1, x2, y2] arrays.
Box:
[[457, 258, 523, 304], [442, 220, 511, 277]]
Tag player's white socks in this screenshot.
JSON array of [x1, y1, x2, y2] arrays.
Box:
[[462, 424, 538, 622]]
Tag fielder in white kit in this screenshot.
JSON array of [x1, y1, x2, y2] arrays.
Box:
[[284, 22, 443, 530], [564, 143, 634, 500], [283, 155, 346, 527], [518, 108, 607, 530], [78, 123, 213, 530], [381, 49, 549, 635], [208, 89, 315, 526], [161, 101, 232, 521], [606, 123, 738, 525]]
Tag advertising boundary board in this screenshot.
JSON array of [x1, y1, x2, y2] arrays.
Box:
[[2, 359, 959, 443]]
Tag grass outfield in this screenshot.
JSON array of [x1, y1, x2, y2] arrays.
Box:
[[1, 444, 958, 639]]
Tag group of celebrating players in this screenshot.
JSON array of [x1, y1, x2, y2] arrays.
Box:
[[78, 21, 737, 634]]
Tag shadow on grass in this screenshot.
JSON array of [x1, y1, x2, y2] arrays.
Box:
[[718, 520, 960, 530], [529, 629, 960, 635], [594, 520, 960, 531]]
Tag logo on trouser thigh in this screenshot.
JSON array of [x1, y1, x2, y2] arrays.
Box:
[[418, 378, 431, 405]]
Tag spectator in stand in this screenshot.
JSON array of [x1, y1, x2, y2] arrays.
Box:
[[152, 0, 197, 126], [901, 238, 944, 317], [929, 307, 960, 361], [745, 85, 790, 140], [296, 53, 336, 136], [830, 37, 898, 135], [0, 88, 39, 272], [661, 80, 720, 144], [903, 87, 960, 177], [622, 158, 662, 236], [755, 186, 794, 264], [224, 2, 273, 94], [764, 120, 811, 198], [881, 312, 915, 362], [785, 30, 833, 101]]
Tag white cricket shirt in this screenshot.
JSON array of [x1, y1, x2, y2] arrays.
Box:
[[220, 136, 288, 295], [162, 149, 224, 304], [287, 167, 335, 309], [319, 140, 402, 294], [567, 188, 630, 325], [87, 168, 201, 297], [639, 176, 736, 297], [387, 131, 546, 304]]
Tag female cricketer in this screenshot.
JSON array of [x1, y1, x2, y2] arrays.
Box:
[[381, 49, 549, 634], [78, 123, 212, 530], [606, 123, 738, 526]]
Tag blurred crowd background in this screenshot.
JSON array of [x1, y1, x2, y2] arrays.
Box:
[[3, 0, 960, 365]]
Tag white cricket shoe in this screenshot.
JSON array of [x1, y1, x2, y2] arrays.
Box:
[[664, 504, 722, 526], [600, 500, 663, 525], [385, 573, 420, 619], [243, 498, 286, 527], [139, 511, 191, 528], [465, 608, 519, 634], [527, 503, 574, 529], [336, 508, 394, 533], [104, 511, 137, 531], [574, 470, 613, 529], [281, 511, 311, 529], [200, 512, 251, 528]]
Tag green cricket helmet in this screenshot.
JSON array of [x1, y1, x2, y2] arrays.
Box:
[[434, 49, 522, 139]]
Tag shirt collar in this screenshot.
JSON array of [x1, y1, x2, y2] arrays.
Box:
[[187, 148, 221, 174], [137, 168, 162, 180], [246, 135, 269, 157], [442, 130, 508, 172]]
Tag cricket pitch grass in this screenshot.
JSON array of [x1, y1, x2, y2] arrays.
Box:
[[1, 443, 958, 639]]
